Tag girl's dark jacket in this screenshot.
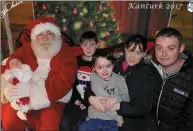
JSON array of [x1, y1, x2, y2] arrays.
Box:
[[84, 56, 155, 131], [113, 56, 155, 131]]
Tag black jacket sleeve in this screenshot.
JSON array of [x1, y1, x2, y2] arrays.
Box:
[[83, 82, 95, 107], [178, 93, 193, 131], [70, 79, 82, 103], [117, 68, 155, 118]]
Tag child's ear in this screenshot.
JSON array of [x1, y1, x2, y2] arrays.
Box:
[[92, 66, 96, 72]]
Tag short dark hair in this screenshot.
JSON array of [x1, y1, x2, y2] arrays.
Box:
[[124, 34, 147, 52], [92, 49, 116, 66], [155, 28, 183, 46], [80, 31, 98, 43]]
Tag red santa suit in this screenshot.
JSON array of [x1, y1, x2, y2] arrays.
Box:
[[1, 18, 77, 130]]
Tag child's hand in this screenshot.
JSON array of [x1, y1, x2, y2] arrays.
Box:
[[117, 120, 124, 127], [74, 100, 81, 106], [80, 104, 86, 110]]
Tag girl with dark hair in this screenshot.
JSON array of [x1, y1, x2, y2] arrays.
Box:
[[86, 34, 155, 131]]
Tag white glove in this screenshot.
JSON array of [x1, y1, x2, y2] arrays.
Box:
[[76, 84, 86, 99], [4, 83, 18, 102]]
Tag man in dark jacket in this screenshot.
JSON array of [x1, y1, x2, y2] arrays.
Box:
[[151, 27, 193, 131]]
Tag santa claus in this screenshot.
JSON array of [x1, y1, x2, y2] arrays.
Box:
[[1, 18, 77, 130]]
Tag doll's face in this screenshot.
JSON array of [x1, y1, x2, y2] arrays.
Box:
[[9, 59, 22, 69]]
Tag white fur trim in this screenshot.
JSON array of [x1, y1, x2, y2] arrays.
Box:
[[17, 111, 27, 121], [31, 22, 61, 40], [2, 58, 9, 66], [29, 58, 51, 110], [29, 78, 51, 110]]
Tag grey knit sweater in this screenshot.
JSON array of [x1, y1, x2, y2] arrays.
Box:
[[88, 72, 130, 123]]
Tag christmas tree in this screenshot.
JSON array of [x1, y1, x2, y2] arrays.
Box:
[[33, 1, 123, 47]]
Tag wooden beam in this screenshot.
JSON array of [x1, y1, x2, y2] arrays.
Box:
[[2, 1, 14, 55]]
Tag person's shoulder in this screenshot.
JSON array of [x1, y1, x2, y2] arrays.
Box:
[[76, 55, 83, 60], [139, 63, 155, 76], [113, 72, 125, 81]]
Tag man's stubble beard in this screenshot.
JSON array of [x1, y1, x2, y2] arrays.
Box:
[[31, 36, 62, 59]]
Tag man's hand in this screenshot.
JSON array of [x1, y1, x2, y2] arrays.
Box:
[[89, 96, 108, 112]]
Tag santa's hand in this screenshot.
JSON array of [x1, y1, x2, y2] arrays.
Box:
[[4, 83, 19, 101], [15, 82, 30, 98], [76, 84, 86, 99]]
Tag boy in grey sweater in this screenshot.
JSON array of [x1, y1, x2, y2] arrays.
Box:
[[80, 50, 130, 131]]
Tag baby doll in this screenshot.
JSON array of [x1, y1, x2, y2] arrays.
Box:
[[2, 57, 33, 121]]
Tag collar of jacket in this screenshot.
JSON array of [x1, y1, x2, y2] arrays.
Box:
[[151, 50, 193, 73], [117, 55, 146, 69]]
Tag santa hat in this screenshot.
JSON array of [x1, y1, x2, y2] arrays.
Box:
[[78, 66, 93, 75], [27, 17, 61, 40], [5, 57, 16, 69]]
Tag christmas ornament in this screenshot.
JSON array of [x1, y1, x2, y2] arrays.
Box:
[[118, 39, 123, 44], [101, 23, 106, 27], [99, 31, 106, 38], [62, 18, 67, 23], [107, 2, 111, 7], [62, 26, 67, 32], [54, 9, 58, 13], [112, 16, 116, 22], [73, 21, 83, 30], [89, 21, 93, 28], [42, 4, 47, 11], [33, 2, 38, 7], [69, 17, 74, 22], [82, 8, 88, 14], [116, 27, 119, 31], [105, 32, 110, 37], [72, 8, 77, 15], [80, 12, 84, 16], [98, 4, 102, 10], [55, 6, 59, 9], [103, 13, 109, 18]]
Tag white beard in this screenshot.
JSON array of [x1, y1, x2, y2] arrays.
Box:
[[31, 36, 62, 59]]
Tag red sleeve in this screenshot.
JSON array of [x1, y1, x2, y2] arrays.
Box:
[[46, 43, 78, 103]]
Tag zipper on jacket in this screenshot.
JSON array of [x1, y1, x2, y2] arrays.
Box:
[[156, 73, 179, 125], [156, 80, 166, 124]]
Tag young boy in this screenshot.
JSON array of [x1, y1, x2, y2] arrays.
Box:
[[80, 50, 130, 131], [60, 31, 99, 131]]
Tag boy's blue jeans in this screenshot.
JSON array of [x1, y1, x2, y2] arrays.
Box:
[[79, 118, 118, 131]]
